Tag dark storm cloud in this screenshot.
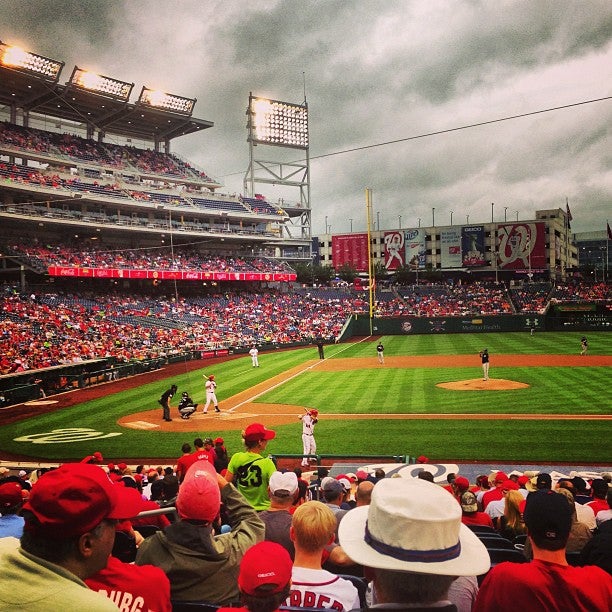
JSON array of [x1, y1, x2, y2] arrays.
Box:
[[1, 0, 610, 233], [3, 0, 119, 57]]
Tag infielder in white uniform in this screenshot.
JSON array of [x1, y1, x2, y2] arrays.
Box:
[[203, 374, 220, 413], [249, 346, 259, 367], [299, 409, 318, 466]]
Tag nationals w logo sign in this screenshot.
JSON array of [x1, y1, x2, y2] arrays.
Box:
[[15, 428, 122, 444]]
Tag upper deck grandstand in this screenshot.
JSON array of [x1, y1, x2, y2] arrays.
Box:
[[0, 41, 311, 276]]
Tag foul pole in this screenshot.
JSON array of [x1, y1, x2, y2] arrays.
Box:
[[366, 187, 374, 335]]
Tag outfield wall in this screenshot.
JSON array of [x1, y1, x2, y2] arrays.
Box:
[[344, 306, 611, 337], [348, 314, 536, 336]]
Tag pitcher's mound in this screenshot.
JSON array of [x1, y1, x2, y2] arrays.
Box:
[[437, 378, 529, 391]]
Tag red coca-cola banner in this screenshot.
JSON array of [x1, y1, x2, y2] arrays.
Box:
[[47, 266, 297, 282]]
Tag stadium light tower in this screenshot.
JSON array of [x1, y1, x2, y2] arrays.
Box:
[[244, 92, 311, 245], [0, 41, 63, 80], [70, 67, 133, 101], [138, 86, 196, 115]]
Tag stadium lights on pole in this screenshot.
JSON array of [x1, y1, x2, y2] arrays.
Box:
[[398, 215, 402, 229], [349, 218, 353, 232], [418, 217, 421, 228], [70, 67, 132, 101], [504, 206, 508, 222], [0, 41, 63, 80], [324, 215, 328, 235], [466, 214, 469, 224], [138, 86, 195, 115], [432, 207, 435, 226], [377, 211, 380, 231], [450, 211, 453, 226], [515, 210, 519, 221], [491, 202, 494, 223], [247, 94, 309, 149]]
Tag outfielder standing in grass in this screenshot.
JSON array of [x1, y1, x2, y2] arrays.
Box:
[[377, 341, 385, 364], [479, 348, 490, 381], [203, 374, 220, 414], [299, 409, 319, 467]]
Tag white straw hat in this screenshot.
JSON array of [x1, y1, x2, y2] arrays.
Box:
[[338, 478, 490, 576]]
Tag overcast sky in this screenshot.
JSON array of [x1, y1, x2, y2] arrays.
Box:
[[2, 0, 611, 235]]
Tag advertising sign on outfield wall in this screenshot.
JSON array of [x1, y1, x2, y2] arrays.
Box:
[[440, 227, 462, 268], [461, 226, 487, 267], [497, 222, 546, 270], [405, 228, 426, 269], [332, 233, 369, 272], [383, 231, 405, 270]]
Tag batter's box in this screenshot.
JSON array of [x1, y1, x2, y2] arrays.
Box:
[[126, 421, 159, 429]]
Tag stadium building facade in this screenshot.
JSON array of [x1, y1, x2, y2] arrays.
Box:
[[316, 207, 578, 283]]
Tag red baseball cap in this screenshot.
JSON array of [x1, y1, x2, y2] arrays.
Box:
[[238, 541, 292, 596], [22, 463, 145, 538], [0, 482, 23, 510], [517, 475, 530, 486], [454, 476, 470, 491], [494, 471, 508, 484], [243, 423, 276, 442], [176, 460, 220, 522], [502, 479, 520, 492], [214, 437, 224, 445]]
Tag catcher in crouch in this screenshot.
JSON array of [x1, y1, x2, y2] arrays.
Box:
[[299, 408, 319, 467], [177, 391, 197, 419]]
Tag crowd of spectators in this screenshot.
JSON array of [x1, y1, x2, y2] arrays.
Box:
[[0, 159, 280, 217], [1, 451, 610, 610], [0, 287, 352, 372], [0, 121, 212, 183], [1, 274, 609, 374], [550, 282, 610, 303], [6, 242, 293, 274], [1, 122, 289, 220], [507, 282, 552, 313], [395, 282, 514, 316]]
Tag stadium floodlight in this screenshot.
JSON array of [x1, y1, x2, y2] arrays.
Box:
[[0, 41, 63, 81], [138, 86, 195, 115], [69, 67, 133, 101], [248, 94, 309, 149]]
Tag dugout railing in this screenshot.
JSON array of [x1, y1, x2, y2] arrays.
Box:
[[270, 453, 413, 466]]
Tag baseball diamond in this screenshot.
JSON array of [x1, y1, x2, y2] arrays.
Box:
[[0, 335, 610, 467]]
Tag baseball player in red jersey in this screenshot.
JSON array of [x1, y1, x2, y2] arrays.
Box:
[[203, 374, 220, 413], [299, 409, 319, 467]]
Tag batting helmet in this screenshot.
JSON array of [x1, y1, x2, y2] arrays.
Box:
[[310, 409, 319, 417], [209, 375, 215, 380]]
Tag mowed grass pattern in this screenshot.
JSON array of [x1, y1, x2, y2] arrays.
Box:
[[259, 367, 610, 414], [0, 331, 610, 463]]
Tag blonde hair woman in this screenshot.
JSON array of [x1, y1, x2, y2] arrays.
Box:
[[499, 489, 527, 541]]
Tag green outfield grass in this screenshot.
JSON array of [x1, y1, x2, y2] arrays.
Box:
[[1, 331, 610, 464]]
